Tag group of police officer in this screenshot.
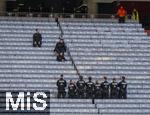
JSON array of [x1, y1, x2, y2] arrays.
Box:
[[57, 75, 127, 99]]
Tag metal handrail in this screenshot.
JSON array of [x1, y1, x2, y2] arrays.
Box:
[[57, 19, 81, 77], [67, 47, 81, 77], [57, 22, 64, 37]]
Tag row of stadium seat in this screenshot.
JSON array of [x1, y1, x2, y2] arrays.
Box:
[[0, 16, 150, 114]]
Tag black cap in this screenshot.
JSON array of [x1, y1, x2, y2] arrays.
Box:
[[104, 76, 107, 80], [60, 74, 63, 77], [60, 74, 63, 79]]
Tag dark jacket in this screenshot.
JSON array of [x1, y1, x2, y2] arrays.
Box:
[[101, 81, 109, 91], [86, 81, 95, 92], [110, 81, 118, 92], [118, 80, 127, 92], [57, 79, 67, 91], [33, 32, 42, 40], [94, 83, 102, 93], [54, 42, 66, 53], [76, 80, 86, 90]]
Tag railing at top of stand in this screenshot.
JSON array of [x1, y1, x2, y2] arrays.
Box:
[[0, 11, 131, 19]]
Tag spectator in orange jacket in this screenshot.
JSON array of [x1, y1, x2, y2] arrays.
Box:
[[117, 6, 127, 23]]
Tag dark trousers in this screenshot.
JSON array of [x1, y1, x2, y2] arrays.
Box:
[[33, 38, 42, 47], [68, 91, 76, 98], [110, 90, 118, 99], [57, 90, 66, 98], [102, 90, 109, 99], [77, 90, 85, 98], [94, 92, 102, 99], [86, 91, 93, 99], [57, 21, 60, 27], [119, 90, 127, 99], [119, 17, 125, 23]]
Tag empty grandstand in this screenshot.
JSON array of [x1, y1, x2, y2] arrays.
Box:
[[0, 0, 150, 115]]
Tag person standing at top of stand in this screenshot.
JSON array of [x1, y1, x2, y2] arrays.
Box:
[[117, 6, 127, 23], [132, 9, 139, 22], [55, 16, 59, 26]]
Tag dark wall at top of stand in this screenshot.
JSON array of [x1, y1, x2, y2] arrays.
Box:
[[120, 1, 150, 29]]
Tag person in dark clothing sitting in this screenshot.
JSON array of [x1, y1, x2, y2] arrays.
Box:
[[54, 38, 66, 54], [54, 38, 66, 61], [57, 52, 66, 62], [33, 29, 42, 47]]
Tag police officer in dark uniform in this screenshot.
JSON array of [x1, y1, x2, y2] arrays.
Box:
[[118, 76, 127, 99], [68, 80, 77, 98], [101, 76, 110, 99], [76, 76, 86, 98], [86, 77, 95, 99], [94, 80, 102, 99], [56, 74, 67, 98], [110, 78, 118, 99], [33, 29, 42, 47]]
